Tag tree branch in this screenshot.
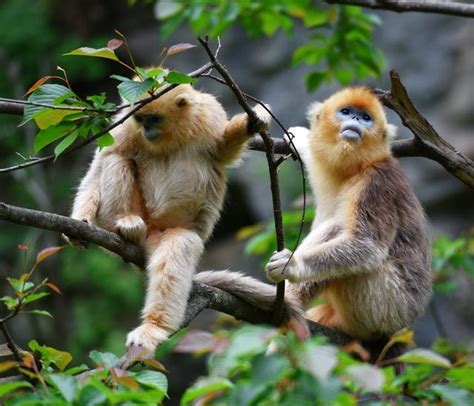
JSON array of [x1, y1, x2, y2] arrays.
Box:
[[198, 37, 287, 324], [327, 0, 474, 18], [0, 201, 351, 347], [375, 70, 474, 189]]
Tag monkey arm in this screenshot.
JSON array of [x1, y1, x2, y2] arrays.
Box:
[[293, 234, 389, 282], [71, 150, 102, 222], [217, 104, 271, 165]]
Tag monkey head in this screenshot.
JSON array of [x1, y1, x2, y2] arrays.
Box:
[[131, 84, 228, 154], [307, 86, 396, 173]]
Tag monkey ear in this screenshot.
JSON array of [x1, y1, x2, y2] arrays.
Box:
[[384, 123, 397, 140], [175, 94, 193, 107], [306, 101, 323, 122]]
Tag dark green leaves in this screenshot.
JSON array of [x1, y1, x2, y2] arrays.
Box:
[[117, 78, 155, 104], [166, 71, 197, 85]]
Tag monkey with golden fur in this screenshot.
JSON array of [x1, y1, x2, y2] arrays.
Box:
[[68, 83, 276, 355], [263, 86, 432, 340]]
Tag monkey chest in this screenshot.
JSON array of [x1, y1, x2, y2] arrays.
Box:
[[138, 159, 213, 218]]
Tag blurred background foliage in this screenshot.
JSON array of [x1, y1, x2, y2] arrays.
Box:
[[0, 0, 473, 403]]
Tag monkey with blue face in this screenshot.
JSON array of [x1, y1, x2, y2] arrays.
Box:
[[263, 86, 432, 340]]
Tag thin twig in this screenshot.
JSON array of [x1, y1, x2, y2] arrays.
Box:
[[198, 36, 288, 324], [0, 319, 22, 364]]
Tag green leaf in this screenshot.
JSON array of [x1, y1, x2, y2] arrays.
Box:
[[79, 385, 108, 406], [0, 381, 32, 397], [305, 71, 327, 91], [446, 368, 474, 390], [154, 0, 183, 19], [64, 47, 119, 62], [397, 349, 452, 368], [166, 71, 197, 85], [0, 296, 18, 310], [34, 108, 78, 130], [22, 84, 75, 126], [431, 384, 473, 406], [292, 44, 326, 66], [245, 231, 274, 256], [97, 133, 114, 150], [49, 374, 77, 402], [303, 9, 328, 27], [34, 123, 75, 153], [28, 340, 72, 371], [334, 68, 354, 85], [54, 129, 79, 159], [22, 292, 50, 305], [110, 74, 131, 82], [28, 309, 53, 318], [117, 78, 155, 104], [89, 350, 120, 369], [181, 377, 233, 405], [6, 278, 33, 293], [135, 370, 168, 393]]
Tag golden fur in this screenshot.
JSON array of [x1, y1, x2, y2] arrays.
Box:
[[68, 83, 271, 354], [266, 87, 431, 340]]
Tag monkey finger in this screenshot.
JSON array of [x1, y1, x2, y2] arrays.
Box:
[[269, 248, 293, 262]]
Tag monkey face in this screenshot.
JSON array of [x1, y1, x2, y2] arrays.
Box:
[[336, 106, 373, 142], [130, 84, 227, 154]]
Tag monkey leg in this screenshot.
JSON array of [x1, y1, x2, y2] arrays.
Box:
[[306, 304, 342, 331], [126, 228, 204, 355]]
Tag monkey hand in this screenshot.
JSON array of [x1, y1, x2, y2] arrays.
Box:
[[62, 218, 90, 250], [125, 323, 169, 360], [115, 214, 147, 243], [248, 104, 272, 134], [265, 248, 298, 283]]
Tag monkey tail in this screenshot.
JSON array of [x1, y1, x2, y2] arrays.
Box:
[[193, 270, 307, 328]]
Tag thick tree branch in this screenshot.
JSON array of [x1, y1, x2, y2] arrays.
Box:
[[0, 201, 351, 346], [375, 70, 474, 189], [327, 0, 474, 18]]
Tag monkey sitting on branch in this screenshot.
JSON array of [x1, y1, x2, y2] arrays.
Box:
[[67, 82, 295, 356], [264, 86, 432, 341]]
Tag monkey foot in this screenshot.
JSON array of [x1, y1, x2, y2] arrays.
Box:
[[116, 215, 146, 243], [125, 323, 168, 359]]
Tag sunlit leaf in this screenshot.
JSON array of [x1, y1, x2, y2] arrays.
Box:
[[64, 47, 119, 62], [135, 370, 168, 393], [166, 71, 197, 85], [22, 292, 49, 305], [97, 133, 115, 150], [166, 43, 196, 56], [347, 364, 384, 392], [35, 246, 64, 266], [117, 78, 155, 104], [397, 349, 452, 368], [29, 340, 72, 371], [154, 0, 183, 19], [34, 108, 78, 130], [28, 309, 53, 318]]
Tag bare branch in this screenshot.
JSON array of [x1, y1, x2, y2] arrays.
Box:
[[375, 70, 474, 189], [198, 37, 287, 323], [0, 201, 351, 346], [327, 0, 474, 18]]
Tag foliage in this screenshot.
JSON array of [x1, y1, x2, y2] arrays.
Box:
[[20, 38, 197, 160], [0, 245, 169, 405], [178, 324, 474, 405], [432, 234, 474, 294], [152, 0, 386, 91]]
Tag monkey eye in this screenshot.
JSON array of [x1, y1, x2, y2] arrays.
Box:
[[134, 115, 143, 123], [362, 113, 371, 121], [340, 108, 350, 115]]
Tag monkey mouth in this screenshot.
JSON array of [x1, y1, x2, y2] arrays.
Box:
[[143, 129, 161, 141], [340, 124, 362, 142]]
